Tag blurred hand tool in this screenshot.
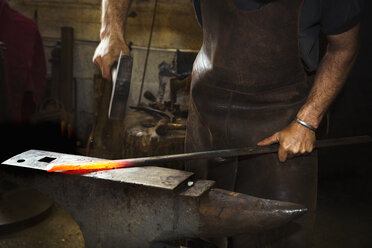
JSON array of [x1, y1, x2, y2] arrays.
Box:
[[108, 52, 133, 120]]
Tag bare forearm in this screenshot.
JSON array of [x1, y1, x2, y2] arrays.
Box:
[[297, 24, 360, 128], [100, 0, 133, 40], [258, 24, 360, 162], [94, 0, 132, 79]]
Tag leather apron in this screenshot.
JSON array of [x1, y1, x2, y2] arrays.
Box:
[[185, 0, 318, 247]]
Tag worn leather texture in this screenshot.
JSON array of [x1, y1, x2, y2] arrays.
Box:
[[185, 0, 317, 247]]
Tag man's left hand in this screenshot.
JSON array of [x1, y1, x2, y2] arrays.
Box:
[[257, 121, 316, 162]]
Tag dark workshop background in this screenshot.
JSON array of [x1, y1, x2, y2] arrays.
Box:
[[0, 0, 371, 247], [0, 0, 203, 161]]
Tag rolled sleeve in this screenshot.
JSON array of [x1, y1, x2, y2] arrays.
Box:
[[321, 0, 362, 35]]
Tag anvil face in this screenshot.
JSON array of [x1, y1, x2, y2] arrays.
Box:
[[1, 150, 306, 247]]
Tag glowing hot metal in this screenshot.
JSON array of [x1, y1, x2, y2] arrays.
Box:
[[46, 136, 372, 173], [47, 160, 133, 172]]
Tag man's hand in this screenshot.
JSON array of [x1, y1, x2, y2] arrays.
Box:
[[257, 23, 360, 163], [93, 36, 129, 81], [93, 0, 132, 80], [257, 121, 316, 162]]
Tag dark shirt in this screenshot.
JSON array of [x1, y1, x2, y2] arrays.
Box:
[[0, 0, 47, 122], [193, 0, 362, 72]]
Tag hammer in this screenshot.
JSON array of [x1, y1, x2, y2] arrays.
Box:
[[108, 52, 133, 120]]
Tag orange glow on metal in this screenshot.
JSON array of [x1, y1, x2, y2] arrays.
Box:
[[61, 169, 104, 175], [46, 160, 132, 173]]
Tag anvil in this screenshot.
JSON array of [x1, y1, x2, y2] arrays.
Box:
[[1, 150, 306, 247]]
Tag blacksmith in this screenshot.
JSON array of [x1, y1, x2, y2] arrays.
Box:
[[93, 0, 361, 247]]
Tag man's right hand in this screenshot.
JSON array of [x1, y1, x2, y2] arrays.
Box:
[[93, 36, 130, 81]]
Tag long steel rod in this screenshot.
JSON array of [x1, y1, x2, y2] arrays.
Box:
[[125, 135, 372, 165], [47, 136, 372, 172]]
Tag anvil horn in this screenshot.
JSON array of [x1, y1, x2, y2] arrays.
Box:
[[1, 150, 307, 247], [199, 188, 306, 238]]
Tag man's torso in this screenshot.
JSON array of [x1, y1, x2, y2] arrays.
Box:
[[192, 0, 361, 72]]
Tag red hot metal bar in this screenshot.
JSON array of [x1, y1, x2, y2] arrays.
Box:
[[1, 150, 307, 247], [47, 136, 372, 172]]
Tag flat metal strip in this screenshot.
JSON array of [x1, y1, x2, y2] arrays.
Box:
[[1, 150, 194, 191], [2, 150, 102, 171]]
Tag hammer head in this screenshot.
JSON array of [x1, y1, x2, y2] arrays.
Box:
[[108, 52, 133, 120]]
